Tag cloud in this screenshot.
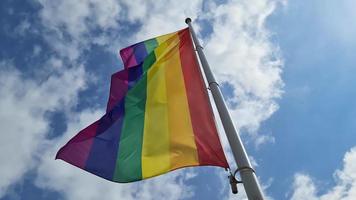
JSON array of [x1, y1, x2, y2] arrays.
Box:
[[36, 0, 122, 60], [0, 61, 87, 198], [204, 0, 284, 141], [290, 174, 319, 200], [290, 146, 356, 200], [124, 0, 203, 40], [38, 0, 122, 39]]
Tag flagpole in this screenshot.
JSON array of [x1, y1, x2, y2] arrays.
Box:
[[185, 18, 265, 200]]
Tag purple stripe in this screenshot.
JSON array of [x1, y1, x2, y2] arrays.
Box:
[[128, 64, 143, 89], [133, 42, 147, 65]]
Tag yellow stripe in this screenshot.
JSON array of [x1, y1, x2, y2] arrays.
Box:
[[156, 32, 176, 44], [165, 35, 199, 170], [141, 34, 175, 178], [142, 32, 199, 178]]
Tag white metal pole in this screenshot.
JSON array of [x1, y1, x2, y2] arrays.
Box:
[[185, 18, 265, 200]]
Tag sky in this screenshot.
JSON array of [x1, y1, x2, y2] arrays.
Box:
[[1, 0, 356, 200]]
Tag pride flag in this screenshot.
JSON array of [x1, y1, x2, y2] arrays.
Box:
[[56, 28, 229, 182]]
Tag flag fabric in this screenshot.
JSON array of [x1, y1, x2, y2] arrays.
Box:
[[56, 27, 229, 183]]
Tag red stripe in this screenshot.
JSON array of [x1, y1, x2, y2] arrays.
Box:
[[178, 28, 228, 168], [55, 121, 99, 168]]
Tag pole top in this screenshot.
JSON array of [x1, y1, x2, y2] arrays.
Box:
[[185, 18, 192, 24]]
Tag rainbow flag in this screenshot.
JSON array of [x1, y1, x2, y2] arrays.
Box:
[[56, 28, 229, 182]]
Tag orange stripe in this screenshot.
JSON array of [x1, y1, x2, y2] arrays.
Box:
[[141, 32, 181, 178], [165, 34, 199, 170]]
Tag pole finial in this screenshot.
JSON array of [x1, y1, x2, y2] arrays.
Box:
[[185, 18, 192, 24]]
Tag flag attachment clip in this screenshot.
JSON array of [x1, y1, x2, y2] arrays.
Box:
[[228, 166, 256, 194]]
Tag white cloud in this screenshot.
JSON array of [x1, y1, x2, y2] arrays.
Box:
[[38, 0, 121, 39], [290, 174, 319, 200], [36, 0, 122, 60], [204, 0, 284, 141], [0, 61, 87, 197], [290, 146, 356, 200], [118, 0, 203, 46]]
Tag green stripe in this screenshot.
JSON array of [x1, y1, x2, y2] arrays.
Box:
[[113, 51, 157, 182], [144, 38, 158, 53], [143, 39, 158, 72], [142, 52, 156, 72]]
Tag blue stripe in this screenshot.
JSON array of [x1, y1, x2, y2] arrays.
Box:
[[85, 99, 125, 180], [133, 42, 148, 65], [128, 63, 143, 89], [84, 63, 147, 180]]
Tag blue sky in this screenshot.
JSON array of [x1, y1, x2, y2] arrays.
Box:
[[1, 0, 356, 200]]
